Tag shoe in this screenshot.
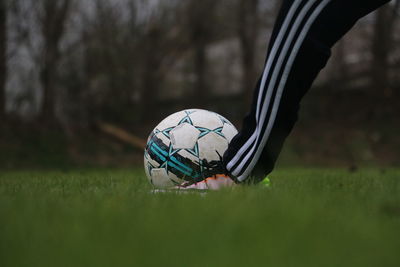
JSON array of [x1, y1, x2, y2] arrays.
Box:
[[176, 175, 235, 191]]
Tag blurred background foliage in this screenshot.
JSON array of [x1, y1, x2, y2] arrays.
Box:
[[0, 0, 399, 169]]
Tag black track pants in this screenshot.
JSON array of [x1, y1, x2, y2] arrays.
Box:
[[223, 0, 392, 183]]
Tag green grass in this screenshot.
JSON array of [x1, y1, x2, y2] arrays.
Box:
[[1, 168, 400, 267]]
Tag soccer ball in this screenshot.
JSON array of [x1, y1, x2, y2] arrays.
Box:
[[144, 109, 238, 188]]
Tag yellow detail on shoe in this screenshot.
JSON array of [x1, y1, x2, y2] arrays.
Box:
[[261, 177, 271, 187]]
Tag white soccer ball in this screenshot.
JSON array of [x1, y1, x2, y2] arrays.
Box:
[[144, 109, 238, 188]]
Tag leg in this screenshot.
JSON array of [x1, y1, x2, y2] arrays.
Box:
[[224, 0, 392, 183]]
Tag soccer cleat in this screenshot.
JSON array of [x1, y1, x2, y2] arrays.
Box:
[[176, 175, 235, 191]]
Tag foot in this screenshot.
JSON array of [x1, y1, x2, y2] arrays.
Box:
[[176, 175, 235, 191]]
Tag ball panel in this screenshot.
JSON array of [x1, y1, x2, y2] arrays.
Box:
[[170, 123, 200, 150], [156, 111, 187, 131], [190, 110, 223, 129], [221, 123, 238, 142], [215, 113, 235, 126], [197, 132, 228, 161], [145, 133, 202, 182], [154, 132, 171, 146], [150, 168, 176, 187], [178, 149, 200, 163]]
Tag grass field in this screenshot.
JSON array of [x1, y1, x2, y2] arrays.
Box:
[[1, 168, 400, 267]]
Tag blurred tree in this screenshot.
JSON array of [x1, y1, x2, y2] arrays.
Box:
[[185, 0, 219, 107], [37, 0, 73, 124], [82, 0, 183, 124], [83, 0, 134, 124], [0, 0, 6, 119], [237, 0, 260, 109], [371, 1, 399, 97], [137, 1, 192, 122], [6, 0, 38, 116], [139, 23, 167, 121]]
